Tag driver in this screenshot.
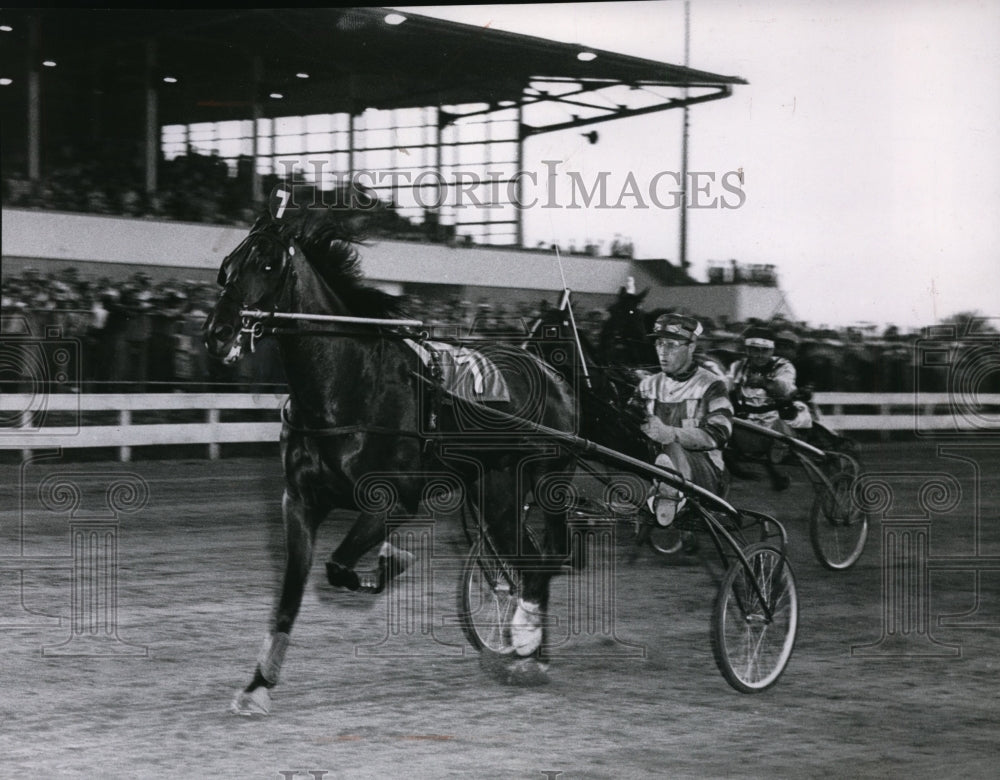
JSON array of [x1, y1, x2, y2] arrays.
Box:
[[632, 313, 733, 527], [726, 325, 800, 490]]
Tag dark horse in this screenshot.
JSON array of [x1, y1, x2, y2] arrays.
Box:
[[528, 299, 647, 459], [599, 286, 728, 377], [204, 196, 577, 715], [598, 285, 657, 371]]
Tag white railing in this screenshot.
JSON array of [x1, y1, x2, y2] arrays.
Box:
[[0, 393, 284, 461], [815, 392, 1000, 433], [1, 392, 998, 461]]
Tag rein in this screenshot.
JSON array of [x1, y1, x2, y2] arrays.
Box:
[[241, 310, 424, 328], [239, 309, 427, 351]]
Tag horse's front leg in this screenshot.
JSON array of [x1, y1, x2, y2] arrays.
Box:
[[231, 489, 322, 716], [325, 509, 415, 594]]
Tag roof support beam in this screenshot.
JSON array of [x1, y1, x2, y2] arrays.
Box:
[[520, 85, 732, 139]]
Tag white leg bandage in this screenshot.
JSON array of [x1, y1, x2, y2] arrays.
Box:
[[510, 599, 543, 657], [257, 632, 290, 685]]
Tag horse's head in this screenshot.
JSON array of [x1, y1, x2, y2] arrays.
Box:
[[204, 215, 297, 364], [610, 285, 649, 317], [599, 286, 653, 366]]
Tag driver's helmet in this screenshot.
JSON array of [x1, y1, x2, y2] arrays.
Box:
[[743, 325, 776, 352], [648, 313, 703, 343]]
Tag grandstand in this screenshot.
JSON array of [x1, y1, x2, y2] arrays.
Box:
[[0, 7, 790, 324], [0, 8, 742, 237]]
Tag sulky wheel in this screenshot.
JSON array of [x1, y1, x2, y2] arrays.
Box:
[[809, 470, 869, 571], [457, 537, 520, 653], [711, 543, 798, 693]]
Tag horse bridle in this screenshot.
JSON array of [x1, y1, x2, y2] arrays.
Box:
[[217, 225, 297, 352]]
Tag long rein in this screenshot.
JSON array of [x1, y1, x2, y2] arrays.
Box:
[[239, 308, 434, 440], [239, 310, 728, 510]]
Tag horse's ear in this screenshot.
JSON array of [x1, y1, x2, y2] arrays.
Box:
[[637, 287, 650, 302], [267, 184, 296, 222], [617, 286, 627, 298]]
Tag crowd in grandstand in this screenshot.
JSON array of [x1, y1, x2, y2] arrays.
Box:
[[3, 151, 650, 259], [2, 149, 989, 397], [2, 149, 424, 239], [1, 264, 964, 396]]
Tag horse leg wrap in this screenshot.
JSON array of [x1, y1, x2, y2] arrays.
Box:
[[257, 632, 290, 686], [510, 599, 543, 657], [377, 542, 415, 587]]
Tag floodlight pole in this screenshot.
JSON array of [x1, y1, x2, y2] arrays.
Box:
[[678, 0, 691, 271], [144, 40, 158, 195], [27, 16, 40, 181], [251, 56, 263, 204]]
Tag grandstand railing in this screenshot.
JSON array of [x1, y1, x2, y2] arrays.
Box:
[[1, 392, 998, 461]]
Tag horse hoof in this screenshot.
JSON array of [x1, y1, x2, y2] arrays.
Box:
[[357, 546, 415, 594], [510, 599, 543, 656], [479, 652, 551, 687], [230, 686, 271, 716], [326, 560, 361, 591], [380, 545, 415, 580]]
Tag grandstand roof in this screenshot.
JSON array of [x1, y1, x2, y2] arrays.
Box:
[[1, 7, 746, 130]]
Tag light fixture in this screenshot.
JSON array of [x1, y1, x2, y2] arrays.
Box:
[[269, 92, 283, 99], [0, 25, 12, 32], [0, 78, 12, 86], [42, 60, 57, 67], [384, 13, 406, 25], [577, 51, 597, 62], [296, 72, 309, 79], [163, 76, 177, 84]]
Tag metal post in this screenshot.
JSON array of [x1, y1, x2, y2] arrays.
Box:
[[27, 16, 40, 182], [435, 105, 444, 232], [515, 102, 524, 247], [678, 0, 691, 271], [348, 111, 356, 183], [251, 56, 263, 204], [144, 40, 158, 195]]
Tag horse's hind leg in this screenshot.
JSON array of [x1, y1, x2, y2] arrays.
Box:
[[481, 467, 552, 661], [325, 510, 415, 594], [231, 490, 323, 716]]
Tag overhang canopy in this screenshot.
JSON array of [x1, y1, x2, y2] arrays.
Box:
[[0, 7, 746, 131]]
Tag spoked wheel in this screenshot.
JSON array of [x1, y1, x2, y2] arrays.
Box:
[[711, 542, 798, 693], [457, 537, 520, 653], [809, 470, 869, 571]]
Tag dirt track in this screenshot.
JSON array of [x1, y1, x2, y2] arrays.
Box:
[[1, 441, 998, 778]]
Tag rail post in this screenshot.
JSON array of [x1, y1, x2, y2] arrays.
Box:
[[119, 409, 131, 462], [207, 407, 220, 460]]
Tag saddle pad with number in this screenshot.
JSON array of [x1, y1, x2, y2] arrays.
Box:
[[404, 339, 511, 402]]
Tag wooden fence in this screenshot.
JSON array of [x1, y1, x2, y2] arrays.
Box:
[[1, 392, 998, 461]]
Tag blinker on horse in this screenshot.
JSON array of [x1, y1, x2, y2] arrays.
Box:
[[205, 188, 578, 715]]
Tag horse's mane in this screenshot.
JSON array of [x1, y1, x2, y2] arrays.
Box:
[[270, 200, 408, 320]]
